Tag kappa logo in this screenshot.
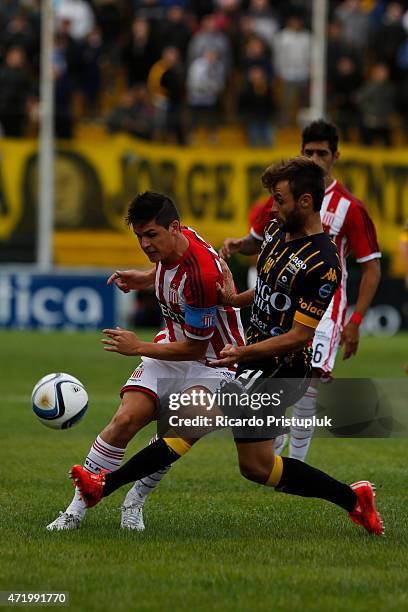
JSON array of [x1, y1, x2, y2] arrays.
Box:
[[321, 268, 338, 282]]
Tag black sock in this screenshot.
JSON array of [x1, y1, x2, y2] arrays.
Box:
[[276, 457, 357, 512], [103, 438, 181, 497]]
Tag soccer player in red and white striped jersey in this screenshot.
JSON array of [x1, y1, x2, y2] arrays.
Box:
[[149, 225, 244, 364], [220, 120, 381, 461], [47, 191, 244, 531]]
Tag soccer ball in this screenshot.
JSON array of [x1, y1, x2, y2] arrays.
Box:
[[32, 373, 88, 429]]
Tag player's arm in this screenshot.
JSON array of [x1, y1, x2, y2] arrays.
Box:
[[103, 267, 220, 359], [211, 262, 340, 366], [102, 328, 209, 360], [219, 198, 275, 258], [107, 268, 156, 293], [219, 234, 261, 259], [341, 258, 381, 359], [216, 258, 254, 307], [211, 321, 315, 365], [341, 205, 381, 359]]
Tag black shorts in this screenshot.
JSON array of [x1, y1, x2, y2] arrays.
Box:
[[220, 359, 311, 442]]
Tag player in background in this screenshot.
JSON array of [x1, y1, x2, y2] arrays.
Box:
[[220, 119, 381, 460], [70, 158, 383, 537], [47, 191, 244, 531]]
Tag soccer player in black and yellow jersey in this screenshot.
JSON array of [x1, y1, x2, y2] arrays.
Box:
[[71, 158, 383, 535]]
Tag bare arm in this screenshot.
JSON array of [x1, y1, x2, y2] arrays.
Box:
[[211, 322, 314, 366], [352, 258, 381, 318], [219, 234, 261, 259], [102, 328, 209, 361], [216, 258, 254, 307], [341, 258, 381, 360], [107, 268, 156, 293]]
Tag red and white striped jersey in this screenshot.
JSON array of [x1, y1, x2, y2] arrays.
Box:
[[153, 226, 245, 362], [250, 180, 381, 325], [320, 180, 380, 324]]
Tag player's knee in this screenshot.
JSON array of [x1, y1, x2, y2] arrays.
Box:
[[105, 401, 147, 442], [238, 458, 269, 484], [110, 410, 140, 436]]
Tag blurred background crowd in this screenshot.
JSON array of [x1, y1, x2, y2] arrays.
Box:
[[2, 0, 408, 147]]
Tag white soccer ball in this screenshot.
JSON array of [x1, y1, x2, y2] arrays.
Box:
[[32, 373, 88, 429]]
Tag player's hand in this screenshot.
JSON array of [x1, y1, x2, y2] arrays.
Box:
[[102, 327, 141, 356], [107, 269, 148, 293], [219, 238, 243, 259], [210, 343, 241, 366], [340, 322, 360, 360], [216, 259, 237, 306]]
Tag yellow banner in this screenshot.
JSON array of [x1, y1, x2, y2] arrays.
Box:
[[0, 137, 407, 274]]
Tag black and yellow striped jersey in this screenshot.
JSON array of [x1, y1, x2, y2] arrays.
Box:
[[247, 219, 341, 370]]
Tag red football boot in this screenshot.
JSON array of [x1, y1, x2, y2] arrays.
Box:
[[349, 481, 384, 536], [69, 465, 106, 508]]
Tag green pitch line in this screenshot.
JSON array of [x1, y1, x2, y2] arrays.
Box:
[[0, 330, 407, 611]]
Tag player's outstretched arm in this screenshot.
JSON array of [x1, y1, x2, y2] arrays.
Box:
[[341, 258, 381, 360], [107, 268, 156, 293], [211, 322, 314, 366], [102, 327, 209, 361], [219, 234, 261, 259]]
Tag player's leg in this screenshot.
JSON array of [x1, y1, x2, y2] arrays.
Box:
[[71, 435, 196, 506], [234, 440, 383, 535], [120, 434, 171, 531], [289, 316, 341, 461], [47, 359, 162, 531], [69, 382, 222, 506], [120, 368, 230, 528], [46, 390, 156, 530]]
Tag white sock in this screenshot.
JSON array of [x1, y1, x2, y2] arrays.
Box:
[[65, 435, 126, 517], [289, 386, 318, 462], [123, 435, 171, 508], [273, 434, 287, 456], [123, 467, 171, 508]]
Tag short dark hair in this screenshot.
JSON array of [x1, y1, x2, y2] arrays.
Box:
[[261, 157, 325, 211], [302, 119, 339, 153], [125, 191, 180, 227]]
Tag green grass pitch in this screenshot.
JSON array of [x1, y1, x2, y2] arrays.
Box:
[[1, 330, 407, 611]]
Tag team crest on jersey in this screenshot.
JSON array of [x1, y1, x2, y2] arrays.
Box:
[[202, 313, 213, 327], [130, 365, 144, 380], [169, 284, 178, 303], [322, 212, 335, 227], [321, 268, 338, 282]]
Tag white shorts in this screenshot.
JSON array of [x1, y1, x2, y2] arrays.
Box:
[[121, 357, 234, 405], [311, 315, 342, 373]]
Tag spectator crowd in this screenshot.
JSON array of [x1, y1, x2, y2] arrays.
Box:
[[2, 0, 408, 147]]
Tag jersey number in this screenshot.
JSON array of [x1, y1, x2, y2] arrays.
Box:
[[313, 343, 324, 364]]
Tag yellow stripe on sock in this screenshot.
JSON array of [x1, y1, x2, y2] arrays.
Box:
[[266, 455, 283, 487], [163, 437, 192, 456]]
